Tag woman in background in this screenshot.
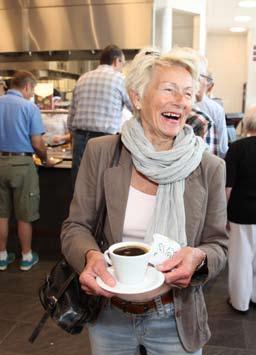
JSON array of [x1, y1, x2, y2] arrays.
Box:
[[226, 105, 256, 313]]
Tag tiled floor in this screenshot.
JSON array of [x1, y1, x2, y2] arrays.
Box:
[[0, 256, 255, 355]]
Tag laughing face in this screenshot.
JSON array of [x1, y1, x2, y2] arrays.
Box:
[[135, 64, 194, 150]]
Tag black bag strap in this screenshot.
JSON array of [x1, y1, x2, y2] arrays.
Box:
[[29, 270, 76, 343], [29, 134, 122, 343], [29, 312, 50, 343]]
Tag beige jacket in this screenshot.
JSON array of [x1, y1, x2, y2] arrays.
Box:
[[61, 134, 228, 352]]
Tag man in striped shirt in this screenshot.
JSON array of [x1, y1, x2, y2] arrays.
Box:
[[68, 44, 132, 187]]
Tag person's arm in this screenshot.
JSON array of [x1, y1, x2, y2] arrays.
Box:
[[157, 246, 207, 288], [225, 144, 237, 200], [79, 249, 115, 298], [61, 139, 102, 270], [224, 143, 238, 230], [225, 187, 232, 202], [31, 135, 54, 167], [217, 106, 229, 158], [119, 77, 133, 113], [29, 105, 55, 166], [157, 158, 228, 288], [123, 91, 133, 113], [51, 133, 71, 144], [67, 86, 77, 131], [61, 138, 118, 296], [61, 140, 116, 296], [225, 187, 232, 230]]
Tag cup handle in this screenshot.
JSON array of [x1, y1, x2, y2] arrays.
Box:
[[104, 250, 112, 265]]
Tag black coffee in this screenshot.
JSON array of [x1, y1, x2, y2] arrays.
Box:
[[113, 246, 148, 257]]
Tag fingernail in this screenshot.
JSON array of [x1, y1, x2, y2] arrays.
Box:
[[107, 278, 116, 286]]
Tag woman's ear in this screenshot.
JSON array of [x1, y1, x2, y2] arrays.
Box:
[[129, 90, 141, 110]]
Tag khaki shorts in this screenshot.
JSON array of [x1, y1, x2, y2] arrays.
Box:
[[0, 156, 40, 222]]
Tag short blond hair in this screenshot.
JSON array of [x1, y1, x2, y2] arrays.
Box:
[[125, 47, 200, 117]]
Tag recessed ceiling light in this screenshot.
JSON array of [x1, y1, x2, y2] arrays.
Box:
[[229, 26, 247, 32], [234, 15, 251, 22], [239, 1, 256, 8]]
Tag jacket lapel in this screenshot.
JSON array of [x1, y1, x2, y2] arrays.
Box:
[[104, 146, 132, 243]]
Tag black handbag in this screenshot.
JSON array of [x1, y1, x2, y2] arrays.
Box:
[[29, 135, 122, 343]]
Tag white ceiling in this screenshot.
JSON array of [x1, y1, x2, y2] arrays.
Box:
[[206, 0, 256, 33]]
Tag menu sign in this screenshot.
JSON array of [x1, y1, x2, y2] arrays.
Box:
[[34, 83, 54, 110]]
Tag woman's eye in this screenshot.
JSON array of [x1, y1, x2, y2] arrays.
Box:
[[184, 92, 192, 99]]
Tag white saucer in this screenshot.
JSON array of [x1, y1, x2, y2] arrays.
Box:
[[96, 266, 165, 295]]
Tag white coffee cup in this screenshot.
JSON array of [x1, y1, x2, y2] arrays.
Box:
[[104, 241, 151, 285]]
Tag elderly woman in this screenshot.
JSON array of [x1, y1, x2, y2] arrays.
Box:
[[226, 105, 256, 313], [61, 48, 228, 355]]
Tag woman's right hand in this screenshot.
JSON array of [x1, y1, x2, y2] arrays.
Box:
[[79, 250, 116, 298]]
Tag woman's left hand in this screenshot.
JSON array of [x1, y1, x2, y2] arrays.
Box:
[[156, 247, 206, 288]]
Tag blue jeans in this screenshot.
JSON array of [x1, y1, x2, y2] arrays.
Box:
[[87, 300, 202, 355], [71, 130, 111, 189]]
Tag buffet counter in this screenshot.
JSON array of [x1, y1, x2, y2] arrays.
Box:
[[34, 144, 72, 169], [46, 145, 72, 169], [30, 163, 73, 258]]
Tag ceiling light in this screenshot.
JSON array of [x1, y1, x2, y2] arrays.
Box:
[[234, 15, 251, 22], [239, 1, 256, 8], [229, 26, 247, 32]]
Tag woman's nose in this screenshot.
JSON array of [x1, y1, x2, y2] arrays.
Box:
[[173, 89, 186, 103], [175, 90, 183, 100]]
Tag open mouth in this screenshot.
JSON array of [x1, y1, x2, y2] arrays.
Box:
[[161, 112, 181, 120]]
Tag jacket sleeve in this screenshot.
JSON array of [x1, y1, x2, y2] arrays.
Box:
[[196, 158, 228, 284], [61, 139, 104, 273]]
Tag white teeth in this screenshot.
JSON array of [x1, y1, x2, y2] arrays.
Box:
[[162, 112, 180, 119]]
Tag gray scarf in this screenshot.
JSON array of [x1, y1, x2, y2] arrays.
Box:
[[121, 118, 206, 246]]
